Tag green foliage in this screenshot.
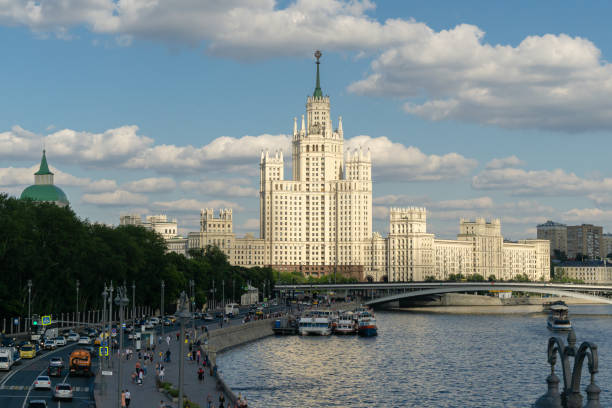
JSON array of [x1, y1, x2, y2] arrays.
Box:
[[510, 273, 531, 282], [487, 274, 497, 282], [424, 275, 437, 282], [0, 194, 277, 319], [551, 268, 585, 284], [467, 273, 485, 282], [275, 270, 358, 284], [447, 273, 465, 282]]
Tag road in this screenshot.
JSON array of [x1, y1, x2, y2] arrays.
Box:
[[0, 303, 285, 408]]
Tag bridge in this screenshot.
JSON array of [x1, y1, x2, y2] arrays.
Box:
[[274, 282, 612, 307]]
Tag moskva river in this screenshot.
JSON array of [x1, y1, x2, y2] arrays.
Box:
[[217, 305, 612, 407]]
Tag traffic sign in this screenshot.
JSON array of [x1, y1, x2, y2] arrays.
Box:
[[101, 370, 113, 376], [13, 318, 18, 326], [121, 323, 126, 328], [42, 315, 51, 326], [111, 328, 117, 335], [99, 346, 109, 356]]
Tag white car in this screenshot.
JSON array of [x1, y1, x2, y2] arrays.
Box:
[[144, 321, 154, 329], [34, 376, 51, 390], [53, 383, 73, 401], [67, 333, 79, 342], [77, 336, 91, 345], [149, 317, 160, 325], [43, 339, 56, 350], [54, 336, 66, 346]]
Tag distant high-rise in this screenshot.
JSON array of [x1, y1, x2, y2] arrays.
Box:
[[567, 224, 603, 260], [537, 220, 567, 257]]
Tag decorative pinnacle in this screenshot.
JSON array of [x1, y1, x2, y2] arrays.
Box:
[[313, 50, 323, 98]]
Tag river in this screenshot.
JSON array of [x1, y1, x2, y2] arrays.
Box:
[[217, 305, 612, 407]]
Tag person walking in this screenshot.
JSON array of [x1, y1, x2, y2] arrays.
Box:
[[159, 366, 165, 381], [121, 390, 126, 408], [196, 349, 201, 363], [166, 335, 171, 345], [219, 393, 225, 407], [125, 390, 131, 408], [207, 393, 213, 408]]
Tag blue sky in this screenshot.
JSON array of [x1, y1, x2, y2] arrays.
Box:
[[2, 0, 612, 239]]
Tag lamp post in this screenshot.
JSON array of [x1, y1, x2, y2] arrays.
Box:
[[161, 280, 165, 338], [76, 280, 80, 328], [189, 279, 195, 334], [176, 291, 192, 408], [102, 284, 108, 371], [114, 286, 129, 408], [107, 281, 114, 368], [27, 279, 32, 335], [132, 281, 135, 322], [222, 279, 225, 318], [535, 329, 600, 408]]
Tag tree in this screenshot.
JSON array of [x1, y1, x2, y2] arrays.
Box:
[[487, 274, 497, 282], [424, 276, 437, 282], [467, 273, 485, 282]]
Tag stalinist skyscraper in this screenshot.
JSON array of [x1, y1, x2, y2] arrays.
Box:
[[259, 51, 372, 278]]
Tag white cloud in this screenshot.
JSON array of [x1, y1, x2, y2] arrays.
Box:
[[349, 24, 612, 132], [0, 165, 117, 193], [485, 156, 524, 170], [346, 136, 477, 181], [4, 2, 612, 131], [180, 179, 258, 197], [82, 190, 148, 206], [151, 199, 242, 212], [124, 177, 176, 193], [373, 194, 492, 210], [472, 166, 612, 196], [563, 208, 612, 222], [124, 134, 290, 174], [0, 125, 153, 165]]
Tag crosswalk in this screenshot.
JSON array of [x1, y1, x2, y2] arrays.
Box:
[[0, 385, 89, 392]]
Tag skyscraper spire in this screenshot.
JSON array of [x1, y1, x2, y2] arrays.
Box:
[[313, 50, 323, 98]]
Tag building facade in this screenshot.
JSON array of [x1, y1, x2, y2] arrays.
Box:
[[183, 54, 550, 282], [567, 224, 603, 259], [554, 261, 612, 284], [120, 213, 187, 254], [537, 220, 568, 257]]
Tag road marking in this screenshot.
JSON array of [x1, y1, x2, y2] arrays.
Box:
[[20, 366, 47, 408], [0, 343, 78, 387]]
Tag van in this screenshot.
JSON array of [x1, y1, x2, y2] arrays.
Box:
[[0, 347, 14, 370], [225, 303, 240, 317]]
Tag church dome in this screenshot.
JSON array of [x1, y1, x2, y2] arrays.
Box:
[[20, 150, 69, 207], [20, 184, 69, 205]]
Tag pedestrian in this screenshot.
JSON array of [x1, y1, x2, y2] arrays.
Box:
[[207, 393, 213, 408], [196, 349, 201, 363], [192, 349, 196, 361], [138, 369, 143, 385], [219, 393, 225, 406], [125, 390, 131, 407], [159, 367, 165, 381], [159, 400, 165, 408], [198, 366, 204, 382], [165, 349, 171, 363], [121, 390, 126, 408], [176, 332, 179, 341], [143, 359, 148, 376], [166, 335, 170, 345]]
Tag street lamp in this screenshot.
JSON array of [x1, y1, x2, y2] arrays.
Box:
[[102, 284, 108, 370], [76, 280, 80, 327], [107, 281, 114, 368], [132, 281, 136, 321], [176, 291, 192, 408], [161, 280, 165, 338], [114, 286, 129, 408], [27, 279, 32, 335]]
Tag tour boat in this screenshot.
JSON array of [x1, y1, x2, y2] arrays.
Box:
[[547, 302, 572, 331], [357, 314, 378, 337], [334, 313, 357, 335], [298, 316, 332, 336]]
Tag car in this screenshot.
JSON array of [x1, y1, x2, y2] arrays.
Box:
[[149, 317, 160, 325], [43, 339, 56, 350], [78, 336, 91, 345], [28, 400, 47, 408], [33, 342, 41, 355], [53, 383, 73, 401], [143, 321, 154, 329], [47, 365, 62, 377], [203, 313, 214, 321], [82, 346, 98, 357], [54, 336, 66, 347], [33, 375, 51, 390], [19, 345, 36, 359], [163, 318, 172, 326], [67, 333, 79, 342], [1, 337, 15, 348], [49, 357, 64, 367]]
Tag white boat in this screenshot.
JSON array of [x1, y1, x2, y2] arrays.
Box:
[[298, 316, 332, 336], [357, 314, 378, 337], [334, 318, 356, 335], [547, 303, 572, 331]]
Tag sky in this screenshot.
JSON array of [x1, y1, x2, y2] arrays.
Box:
[[2, 0, 612, 240]]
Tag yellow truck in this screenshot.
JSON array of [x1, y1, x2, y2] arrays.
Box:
[[69, 349, 92, 376]]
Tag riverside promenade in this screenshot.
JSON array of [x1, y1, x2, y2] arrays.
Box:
[[94, 313, 280, 408]]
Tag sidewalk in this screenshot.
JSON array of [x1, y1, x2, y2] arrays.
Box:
[[95, 319, 248, 408]]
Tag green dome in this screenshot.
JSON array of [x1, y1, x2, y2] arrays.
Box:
[[20, 184, 69, 206]]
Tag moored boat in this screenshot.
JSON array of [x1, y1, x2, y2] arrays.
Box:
[[298, 316, 332, 336], [334, 313, 357, 335], [357, 313, 377, 337]]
